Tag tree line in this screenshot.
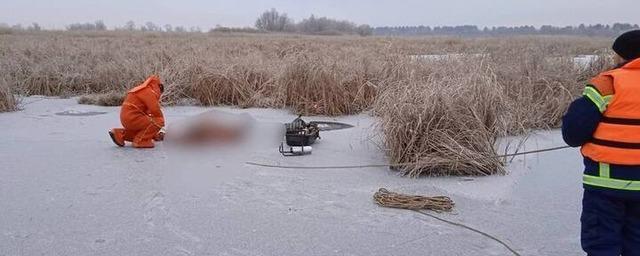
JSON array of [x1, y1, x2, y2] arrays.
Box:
[[374, 23, 640, 37], [0, 9, 373, 36], [254, 8, 373, 36], [3, 14, 637, 37], [0, 20, 202, 33], [67, 20, 201, 32]]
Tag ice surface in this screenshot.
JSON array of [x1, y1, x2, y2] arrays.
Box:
[[573, 55, 599, 68], [412, 53, 600, 70], [0, 97, 584, 255], [409, 53, 487, 61]]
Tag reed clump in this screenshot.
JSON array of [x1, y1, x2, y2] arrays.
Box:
[[78, 91, 125, 106], [373, 47, 608, 176], [276, 54, 378, 115], [0, 80, 17, 112], [375, 57, 509, 176]]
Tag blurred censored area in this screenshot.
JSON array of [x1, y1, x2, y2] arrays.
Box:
[[165, 110, 255, 146]]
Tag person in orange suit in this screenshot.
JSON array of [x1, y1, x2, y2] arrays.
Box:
[[109, 75, 165, 148]]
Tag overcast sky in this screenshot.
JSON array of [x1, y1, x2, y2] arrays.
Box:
[[1, 0, 639, 30]]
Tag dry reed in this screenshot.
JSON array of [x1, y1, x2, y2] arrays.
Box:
[[276, 54, 378, 115], [0, 80, 17, 112], [375, 56, 510, 176], [373, 45, 608, 176], [77, 91, 126, 106], [0, 31, 611, 175]]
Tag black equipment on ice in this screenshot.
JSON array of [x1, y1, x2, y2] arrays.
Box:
[[279, 143, 312, 156], [285, 116, 320, 147], [279, 116, 320, 156]]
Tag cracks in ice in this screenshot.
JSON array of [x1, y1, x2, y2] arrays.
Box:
[[142, 191, 202, 247]]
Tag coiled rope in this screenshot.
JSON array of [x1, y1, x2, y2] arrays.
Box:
[[374, 188, 521, 256], [244, 145, 569, 255], [245, 146, 569, 255], [374, 188, 454, 212]]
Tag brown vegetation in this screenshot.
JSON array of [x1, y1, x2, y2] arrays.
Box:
[[374, 48, 610, 176], [77, 91, 125, 106], [0, 80, 17, 112], [0, 31, 612, 175], [375, 58, 508, 176]]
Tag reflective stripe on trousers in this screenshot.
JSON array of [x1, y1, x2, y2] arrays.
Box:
[[584, 163, 640, 191]]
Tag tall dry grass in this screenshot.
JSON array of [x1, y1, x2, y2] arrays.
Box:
[[0, 32, 608, 109], [374, 48, 610, 176], [275, 54, 378, 115], [0, 80, 17, 112], [0, 31, 612, 175], [375, 61, 506, 176], [77, 91, 125, 106], [190, 64, 274, 108]]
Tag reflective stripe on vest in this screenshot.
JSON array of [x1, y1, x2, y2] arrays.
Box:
[[583, 85, 613, 113], [599, 162, 610, 178], [583, 162, 640, 191], [581, 63, 640, 164]]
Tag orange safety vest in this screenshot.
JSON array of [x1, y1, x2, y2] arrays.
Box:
[[582, 58, 640, 165]]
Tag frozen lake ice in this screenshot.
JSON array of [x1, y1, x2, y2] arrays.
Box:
[[410, 53, 601, 69], [0, 97, 586, 255]]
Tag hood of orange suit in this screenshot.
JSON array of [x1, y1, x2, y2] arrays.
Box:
[[129, 75, 162, 96]]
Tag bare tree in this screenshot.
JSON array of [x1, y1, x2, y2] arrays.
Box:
[[356, 24, 373, 36], [164, 24, 173, 32], [28, 22, 41, 31], [144, 22, 161, 32], [255, 8, 293, 32], [297, 15, 364, 35], [124, 21, 136, 31], [94, 20, 106, 31]]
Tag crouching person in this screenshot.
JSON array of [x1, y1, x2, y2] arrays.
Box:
[[562, 30, 640, 255], [109, 75, 166, 148]]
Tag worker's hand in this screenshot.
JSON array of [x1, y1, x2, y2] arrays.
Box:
[[155, 127, 166, 141]]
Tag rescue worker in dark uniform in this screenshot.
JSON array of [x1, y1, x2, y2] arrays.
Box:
[[563, 30, 640, 255]]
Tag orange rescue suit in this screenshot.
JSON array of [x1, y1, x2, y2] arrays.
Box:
[[582, 58, 640, 164], [111, 75, 165, 148]]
